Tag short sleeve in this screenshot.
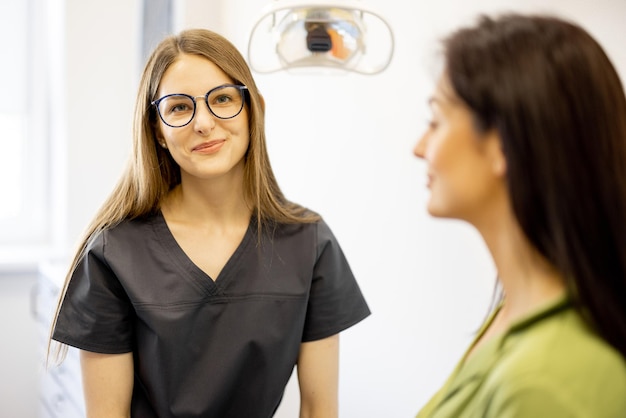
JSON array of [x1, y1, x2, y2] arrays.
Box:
[[301, 220, 370, 342], [52, 231, 134, 354]]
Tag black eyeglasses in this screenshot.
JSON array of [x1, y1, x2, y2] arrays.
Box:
[[152, 84, 248, 128]]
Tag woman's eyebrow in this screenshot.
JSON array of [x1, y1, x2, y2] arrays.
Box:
[[428, 96, 441, 109]]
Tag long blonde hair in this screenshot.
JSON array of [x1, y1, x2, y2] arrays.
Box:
[[48, 29, 318, 364]]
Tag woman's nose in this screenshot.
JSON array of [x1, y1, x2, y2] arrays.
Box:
[[193, 100, 217, 133], [414, 132, 428, 159]]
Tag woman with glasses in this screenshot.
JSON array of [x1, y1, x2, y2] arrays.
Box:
[[413, 14, 626, 417], [49, 29, 370, 418]]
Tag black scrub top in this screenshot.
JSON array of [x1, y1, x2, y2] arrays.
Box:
[[53, 211, 370, 418]]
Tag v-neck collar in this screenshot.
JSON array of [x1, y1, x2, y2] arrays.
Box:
[[419, 296, 572, 417], [462, 295, 571, 364], [465, 296, 569, 372], [152, 210, 256, 295]]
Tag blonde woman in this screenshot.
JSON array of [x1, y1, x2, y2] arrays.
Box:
[[49, 29, 369, 418]]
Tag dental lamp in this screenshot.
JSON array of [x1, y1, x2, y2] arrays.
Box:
[[248, 0, 394, 75]]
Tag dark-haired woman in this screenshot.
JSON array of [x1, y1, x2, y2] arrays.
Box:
[[414, 14, 626, 417]]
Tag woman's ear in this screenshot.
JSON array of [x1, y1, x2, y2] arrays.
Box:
[[487, 130, 507, 177], [154, 131, 167, 149]]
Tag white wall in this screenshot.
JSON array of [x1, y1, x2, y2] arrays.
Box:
[[4, 0, 624, 417]]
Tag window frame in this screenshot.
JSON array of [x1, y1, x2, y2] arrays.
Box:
[[0, 0, 59, 270]]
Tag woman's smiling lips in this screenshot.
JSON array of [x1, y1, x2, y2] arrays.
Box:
[[193, 139, 225, 154], [425, 172, 434, 188]]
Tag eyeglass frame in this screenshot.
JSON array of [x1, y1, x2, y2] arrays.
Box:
[[151, 84, 249, 128]]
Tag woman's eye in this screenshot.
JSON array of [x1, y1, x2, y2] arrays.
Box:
[[213, 94, 232, 105], [170, 103, 191, 113]]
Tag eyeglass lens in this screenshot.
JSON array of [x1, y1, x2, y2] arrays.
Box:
[[157, 85, 244, 127]]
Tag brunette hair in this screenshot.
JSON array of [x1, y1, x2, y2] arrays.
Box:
[[443, 14, 626, 356], [48, 29, 317, 363]]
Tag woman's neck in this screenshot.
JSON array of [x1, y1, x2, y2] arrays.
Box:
[[475, 206, 566, 325], [162, 170, 251, 228]]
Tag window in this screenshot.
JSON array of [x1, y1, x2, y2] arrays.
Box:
[[0, 0, 50, 256]]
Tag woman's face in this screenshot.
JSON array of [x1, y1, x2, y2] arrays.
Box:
[[414, 74, 505, 223], [155, 53, 249, 184]]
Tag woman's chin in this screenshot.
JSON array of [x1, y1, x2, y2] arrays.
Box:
[[426, 202, 455, 219], [426, 201, 443, 218]]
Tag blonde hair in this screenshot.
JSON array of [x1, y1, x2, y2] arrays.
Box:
[[48, 29, 318, 364]]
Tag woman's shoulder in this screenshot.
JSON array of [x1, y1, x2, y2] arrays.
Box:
[[504, 307, 626, 374], [267, 206, 324, 233], [87, 212, 161, 251], [265, 210, 346, 255], [280, 212, 338, 244], [490, 308, 626, 414], [107, 212, 160, 232]]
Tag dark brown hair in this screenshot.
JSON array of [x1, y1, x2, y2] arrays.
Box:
[[444, 14, 626, 356]]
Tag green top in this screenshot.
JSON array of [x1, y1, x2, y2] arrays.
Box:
[[416, 297, 626, 417]]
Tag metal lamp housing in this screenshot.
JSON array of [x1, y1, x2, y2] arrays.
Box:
[[248, 0, 394, 74]]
